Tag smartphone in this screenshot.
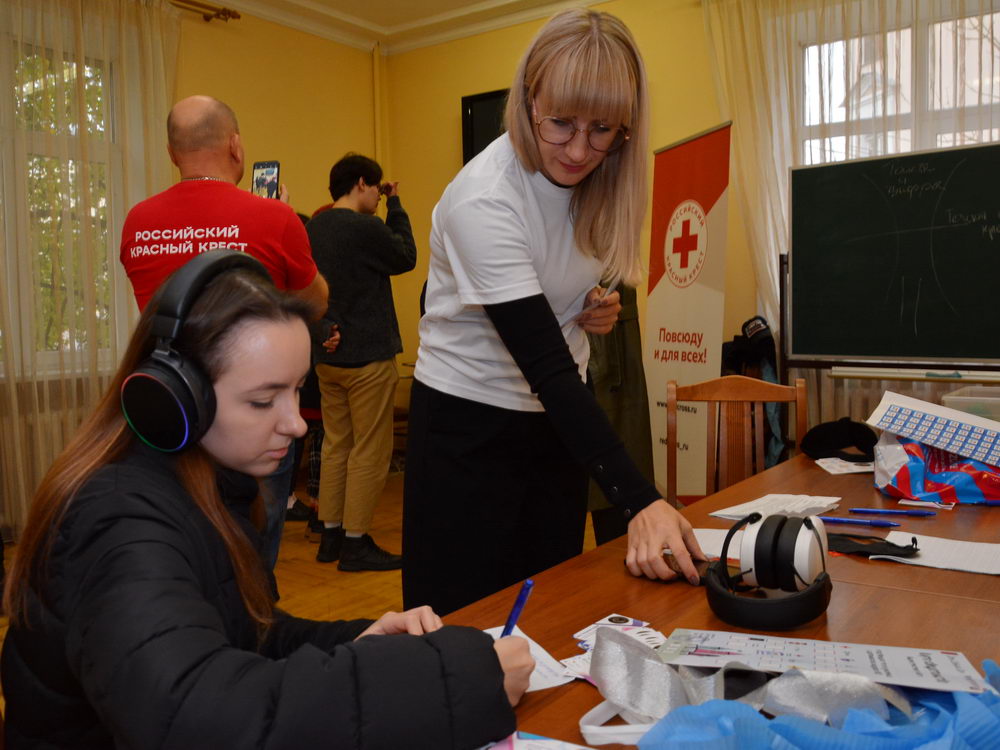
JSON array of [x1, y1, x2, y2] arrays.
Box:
[[574, 286, 616, 321], [251, 160, 280, 199], [664, 554, 713, 583]]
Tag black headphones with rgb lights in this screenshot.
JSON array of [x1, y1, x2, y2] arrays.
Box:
[[120, 249, 271, 452], [704, 513, 832, 630]]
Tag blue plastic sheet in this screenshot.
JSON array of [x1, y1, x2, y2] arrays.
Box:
[[638, 661, 1000, 750]]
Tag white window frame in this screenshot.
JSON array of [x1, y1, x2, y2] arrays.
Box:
[[0, 37, 125, 380], [795, 3, 1000, 164]]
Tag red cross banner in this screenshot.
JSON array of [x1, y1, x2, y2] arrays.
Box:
[[643, 122, 731, 501]]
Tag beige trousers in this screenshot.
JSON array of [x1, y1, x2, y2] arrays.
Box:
[[315, 359, 398, 534]]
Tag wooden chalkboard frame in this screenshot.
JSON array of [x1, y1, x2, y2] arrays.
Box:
[[780, 143, 1000, 370]]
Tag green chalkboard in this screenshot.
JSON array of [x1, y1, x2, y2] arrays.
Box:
[[789, 142, 1000, 365]]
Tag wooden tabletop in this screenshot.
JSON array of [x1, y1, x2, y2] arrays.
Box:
[[446, 454, 1000, 748]]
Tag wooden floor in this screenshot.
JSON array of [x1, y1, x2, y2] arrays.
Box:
[[276, 467, 598, 621], [274, 471, 408, 621]]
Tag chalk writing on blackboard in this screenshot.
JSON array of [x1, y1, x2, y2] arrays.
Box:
[[789, 142, 1000, 364]]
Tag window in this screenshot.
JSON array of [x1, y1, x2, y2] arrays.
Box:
[[799, 9, 1000, 163], [2, 43, 117, 371]]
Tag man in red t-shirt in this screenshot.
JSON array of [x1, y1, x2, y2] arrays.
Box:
[[119, 95, 331, 573], [120, 95, 328, 316]]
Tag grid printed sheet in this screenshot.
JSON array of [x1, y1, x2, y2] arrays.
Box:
[[868, 392, 1000, 466]]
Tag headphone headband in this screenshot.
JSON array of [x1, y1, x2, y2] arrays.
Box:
[[705, 513, 832, 630], [151, 249, 271, 343], [718, 512, 760, 591]]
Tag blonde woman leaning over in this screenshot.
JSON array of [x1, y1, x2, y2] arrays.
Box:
[[403, 8, 707, 616]]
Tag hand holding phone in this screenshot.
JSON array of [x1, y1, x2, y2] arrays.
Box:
[[576, 287, 606, 320], [251, 160, 280, 199], [321, 324, 340, 353]]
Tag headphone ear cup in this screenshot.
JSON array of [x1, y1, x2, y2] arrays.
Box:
[[775, 516, 805, 592], [750, 515, 785, 590], [121, 349, 215, 452], [794, 516, 828, 589]]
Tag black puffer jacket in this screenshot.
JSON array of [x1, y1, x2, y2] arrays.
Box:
[[1, 445, 514, 749]]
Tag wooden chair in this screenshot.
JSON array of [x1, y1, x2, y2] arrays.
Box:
[[666, 375, 807, 506]]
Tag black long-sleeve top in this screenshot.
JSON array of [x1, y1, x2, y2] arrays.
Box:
[[484, 293, 661, 519], [307, 195, 417, 365]]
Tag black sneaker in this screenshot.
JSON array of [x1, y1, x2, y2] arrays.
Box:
[[338, 534, 403, 572], [316, 527, 345, 563], [285, 497, 313, 522]]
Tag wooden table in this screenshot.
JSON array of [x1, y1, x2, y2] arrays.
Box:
[[446, 455, 1000, 748]]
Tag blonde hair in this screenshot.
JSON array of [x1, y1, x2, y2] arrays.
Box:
[[505, 8, 649, 288]]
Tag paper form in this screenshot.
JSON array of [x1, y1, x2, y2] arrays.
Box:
[[485, 625, 575, 692], [816, 457, 875, 474], [483, 732, 596, 749], [658, 628, 989, 693], [561, 614, 666, 681], [875, 531, 1000, 575], [710, 494, 840, 521]]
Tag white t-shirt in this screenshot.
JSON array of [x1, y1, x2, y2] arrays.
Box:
[[415, 134, 603, 412]]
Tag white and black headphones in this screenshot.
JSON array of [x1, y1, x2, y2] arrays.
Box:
[[120, 249, 271, 452], [704, 513, 832, 630]]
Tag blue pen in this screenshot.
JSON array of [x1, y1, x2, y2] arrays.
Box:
[[501, 579, 535, 637], [818, 516, 900, 528], [849, 507, 936, 517]]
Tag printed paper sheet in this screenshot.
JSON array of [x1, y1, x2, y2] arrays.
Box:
[[658, 628, 989, 693]]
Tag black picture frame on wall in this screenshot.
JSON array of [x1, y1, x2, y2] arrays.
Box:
[[461, 88, 508, 164]]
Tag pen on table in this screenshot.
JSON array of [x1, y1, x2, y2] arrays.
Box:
[[818, 516, 900, 528], [500, 579, 534, 638], [849, 507, 937, 517]]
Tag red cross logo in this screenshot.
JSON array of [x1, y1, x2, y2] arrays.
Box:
[[672, 220, 698, 268], [664, 200, 707, 289]]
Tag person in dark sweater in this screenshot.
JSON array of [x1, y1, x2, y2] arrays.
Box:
[[0, 254, 531, 749], [306, 154, 417, 570]]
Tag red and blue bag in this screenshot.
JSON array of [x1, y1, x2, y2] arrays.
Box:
[[874, 432, 1000, 504]]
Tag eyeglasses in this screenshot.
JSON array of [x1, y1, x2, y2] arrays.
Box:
[[534, 115, 630, 153]]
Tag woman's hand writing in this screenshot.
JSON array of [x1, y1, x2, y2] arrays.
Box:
[[493, 636, 534, 706]]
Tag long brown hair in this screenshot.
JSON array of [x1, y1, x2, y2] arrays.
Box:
[[505, 8, 650, 289], [3, 269, 312, 635]]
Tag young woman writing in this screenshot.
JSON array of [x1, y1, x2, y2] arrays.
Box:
[[2, 251, 531, 749]]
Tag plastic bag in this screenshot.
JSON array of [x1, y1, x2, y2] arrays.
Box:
[[874, 432, 1000, 504], [638, 681, 1000, 749]]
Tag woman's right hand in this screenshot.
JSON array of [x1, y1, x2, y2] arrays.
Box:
[[493, 636, 534, 706]]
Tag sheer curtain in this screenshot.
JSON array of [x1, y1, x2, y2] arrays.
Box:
[[705, 0, 1000, 424], [0, 0, 179, 538]]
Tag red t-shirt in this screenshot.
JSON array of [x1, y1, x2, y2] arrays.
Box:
[[120, 180, 317, 311]]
